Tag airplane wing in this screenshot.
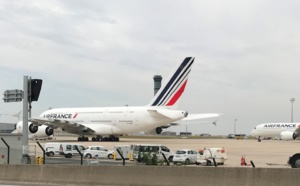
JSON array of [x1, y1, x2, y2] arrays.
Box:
[[181, 113, 222, 121], [158, 113, 222, 129], [29, 117, 95, 132], [147, 109, 188, 120]]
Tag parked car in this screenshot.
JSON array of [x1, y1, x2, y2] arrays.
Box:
[[173, 149, 198, 165], [83, 146, 114, 159]]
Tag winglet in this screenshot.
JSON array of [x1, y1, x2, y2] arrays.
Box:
[[12, 110, 22, 121]]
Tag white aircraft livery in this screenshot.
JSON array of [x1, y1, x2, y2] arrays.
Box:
[[251, 123, 300, 140], [26, 57, 221, 141]]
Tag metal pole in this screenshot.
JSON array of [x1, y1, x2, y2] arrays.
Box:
[[292, 102, 293, 123], [22, 76, 29, 164], [28, 77, 32, 118], [290, 98, 295, 123], [234, 119, 237, 136], [186, 124, 187, 137]]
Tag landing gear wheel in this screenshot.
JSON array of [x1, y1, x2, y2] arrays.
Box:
[[96, 136, 102, 141], [78, 136, 89, 141], [92, 137, 96, 141]]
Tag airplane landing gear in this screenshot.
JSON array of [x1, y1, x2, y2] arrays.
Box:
[[108, 135, 119, 142], [95, 136, 119, 142], [78, 136, 89, 141], [75, 135, 119, 142], [92, 136, 102, 141]]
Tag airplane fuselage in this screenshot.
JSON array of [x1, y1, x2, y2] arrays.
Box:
[[40, 106, 187, 136], [251, 123, 300, 138]]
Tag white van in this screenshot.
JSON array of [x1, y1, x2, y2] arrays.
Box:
[[133, 144, 174, 162], [59, 143, 86, 158], [45, 142, 61, 157]]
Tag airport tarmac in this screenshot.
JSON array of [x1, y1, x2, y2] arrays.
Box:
[[30, 136, 299, 168]]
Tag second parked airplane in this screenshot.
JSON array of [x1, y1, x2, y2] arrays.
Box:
[[251, 123, 300, 140]]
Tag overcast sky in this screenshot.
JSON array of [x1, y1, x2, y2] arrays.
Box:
[[1, 0, 300, 135]]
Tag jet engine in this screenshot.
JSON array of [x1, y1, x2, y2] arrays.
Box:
[[15, 121, 54, 137], [280, 131, 298, 140], [29, 123, 38, 133], [144, 127, 163, 135]]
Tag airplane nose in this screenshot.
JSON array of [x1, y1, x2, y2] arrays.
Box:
[[250, 129, 256, 136]]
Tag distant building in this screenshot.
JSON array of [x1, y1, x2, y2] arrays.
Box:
[[0, 123, 15, 133], [179, 132, 192, 136], [228, 134, 246, 139], [161, 131, 176, 136], [200, 133, 211, 137]]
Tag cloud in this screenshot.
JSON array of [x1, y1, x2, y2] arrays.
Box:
[[1, 0, 300, 135]]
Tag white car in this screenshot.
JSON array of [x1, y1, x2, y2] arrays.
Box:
[[173, 149, 198, 165], [83, 146, 114, 159]]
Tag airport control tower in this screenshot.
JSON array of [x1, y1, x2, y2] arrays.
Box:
[[153, 75, 162, 96]]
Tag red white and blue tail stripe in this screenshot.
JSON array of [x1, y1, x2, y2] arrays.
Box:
[[148, 57, 195, 107]]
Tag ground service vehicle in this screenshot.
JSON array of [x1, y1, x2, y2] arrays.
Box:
[[173, 149, 198, 165], [83, 146, 114, 159], [114, 145, 133, 160], [196, 147, 227, 166], [59, 143, 86, 158], [45, 142, 61, 157], [133, 144, 174, 162]]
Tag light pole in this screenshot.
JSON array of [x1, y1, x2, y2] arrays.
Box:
[[290, 98, 295, 123], [234, 119, 237, 136]]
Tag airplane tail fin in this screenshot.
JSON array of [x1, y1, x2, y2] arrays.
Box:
[[148, 57, 195, 108]]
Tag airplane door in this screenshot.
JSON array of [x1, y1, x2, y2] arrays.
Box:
[[128, 110, 139, 127]]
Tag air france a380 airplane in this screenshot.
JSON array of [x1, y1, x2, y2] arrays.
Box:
[[251, 123, 300, 140], [24, 57, 221, 141]]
